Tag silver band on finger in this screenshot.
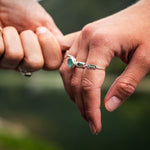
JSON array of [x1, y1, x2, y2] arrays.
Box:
[[18, 67, 32, 77], [66, 51, 105, 70], [85, 64, 105, 70], [23, 72, 32, 77]]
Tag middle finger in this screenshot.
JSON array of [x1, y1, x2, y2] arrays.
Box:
[[18, 30, 44, 72]]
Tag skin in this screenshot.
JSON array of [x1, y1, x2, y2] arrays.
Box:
[[0, 0, 62, 42], [0, 0, 76, 72], [60, 0, 150, 134]]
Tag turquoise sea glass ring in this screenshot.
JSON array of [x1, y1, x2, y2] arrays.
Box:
[[67, 56, 76, 68]]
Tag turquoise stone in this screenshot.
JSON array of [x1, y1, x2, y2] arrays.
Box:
[[67, 56, 76, 68]]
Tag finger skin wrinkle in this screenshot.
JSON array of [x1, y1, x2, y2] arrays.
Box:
[[116, 81, 136, 98], [85, 109, 100, 119], [81, 77, 97, 91], [90, 33, 112, 49], [71, 75, 81, 89], [24, 56, 44, 70], [44, 61, 61, 71], [4, 51, 23, 61]]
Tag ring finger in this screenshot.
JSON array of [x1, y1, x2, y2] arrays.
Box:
[[18, 30, 44, 72]]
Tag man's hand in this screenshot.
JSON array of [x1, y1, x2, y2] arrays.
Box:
[[0, 0, 65, 46], [0, 0, 73, 71]]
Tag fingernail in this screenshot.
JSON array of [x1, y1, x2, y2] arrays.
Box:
[[36, 27, 49, 34], [89, 121, 96, 135], [105, 96, 122, 112]]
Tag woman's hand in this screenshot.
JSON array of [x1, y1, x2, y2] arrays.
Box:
[[60, 0, 150, 134]]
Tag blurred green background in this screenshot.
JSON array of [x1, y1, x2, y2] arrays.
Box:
[[1, 0, 150, 149]]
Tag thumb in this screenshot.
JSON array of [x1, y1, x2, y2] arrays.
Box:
[[104, 45, 149, 112], [58, 31, 80, 51]]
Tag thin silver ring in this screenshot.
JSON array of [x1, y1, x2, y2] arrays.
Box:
[[85, 64, 105, 70], [23, 72, 32, 77], [18, 67, 32, 77]]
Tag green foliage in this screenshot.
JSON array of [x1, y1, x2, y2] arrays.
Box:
[[0, 133, 61, 150], [0, 71, 150, 150], [41, 0, 136, 33]]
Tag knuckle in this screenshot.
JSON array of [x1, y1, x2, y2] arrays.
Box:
[[59, 63, 70, 77], [90, 32, 112, 49], [90, 34, 101, 49], [4, 26, 17, 32], [0, 43, 4, 56], [116, 80, 136, 98], [71, 76, 81, 89], [81, 24, 93, 40], [89, 32, 114, 68], [14, 51, 24, 61], [59, 64, 66, 76], [27, 56, 44, 70], [45, 59, 61, 71], [81, 77, 95, 91], [21, 30, 34, 35], [6, 51, 24, 62]]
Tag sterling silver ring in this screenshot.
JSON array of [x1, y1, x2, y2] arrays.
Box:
[[66, 51, 105, 70], [23, 72, 32, 77], [18, 67, 32, 77]]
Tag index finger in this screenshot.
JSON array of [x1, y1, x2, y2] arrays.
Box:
[[36, 27, 62, 70]]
